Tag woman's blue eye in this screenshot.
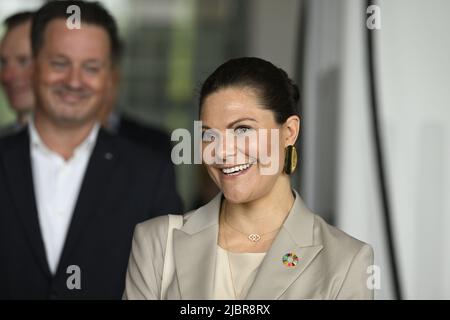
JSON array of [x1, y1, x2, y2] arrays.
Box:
[[234, 127, 252, 135], [202, 130, 216, 142]]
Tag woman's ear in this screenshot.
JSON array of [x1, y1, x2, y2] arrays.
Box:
[[283, 115, 300, 147]]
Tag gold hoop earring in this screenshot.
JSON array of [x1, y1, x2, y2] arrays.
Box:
[[284, 145, 298, 175]]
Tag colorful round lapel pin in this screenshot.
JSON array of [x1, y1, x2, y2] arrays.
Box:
[[282, 252, 299, 267]]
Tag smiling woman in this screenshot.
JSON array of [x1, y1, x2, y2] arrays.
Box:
[[124, 57, 374, 300]]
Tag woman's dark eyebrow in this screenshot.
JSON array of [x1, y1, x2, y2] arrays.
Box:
[[201, 118, 257, 130], [228, 117, 258, 128]]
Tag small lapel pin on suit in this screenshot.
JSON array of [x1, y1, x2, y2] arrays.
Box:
[[104, 152, 114, 160], [282, 252, 299, 267]]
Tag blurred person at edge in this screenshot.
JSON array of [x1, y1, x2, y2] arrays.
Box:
[[0, 12, 34, 137], [0, 0, 182, 299]]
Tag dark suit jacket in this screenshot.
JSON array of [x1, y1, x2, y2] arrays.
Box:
[[117, 114, 172, 158], [0, 127, 183, 299]]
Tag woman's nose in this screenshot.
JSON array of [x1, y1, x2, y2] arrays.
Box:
[[215, 131, 236, 164]]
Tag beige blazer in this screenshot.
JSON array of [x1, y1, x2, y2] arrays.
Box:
[[123, 190, 374, 300]]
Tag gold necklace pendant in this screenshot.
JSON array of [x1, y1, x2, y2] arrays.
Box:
[[222, 200, 282, 244], [248, 234, 261, 242]]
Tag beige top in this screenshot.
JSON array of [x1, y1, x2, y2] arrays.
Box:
[[213, 246, 266, 300]]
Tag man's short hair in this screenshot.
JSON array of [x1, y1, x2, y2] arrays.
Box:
[[31, 0, 122, 64], [3, 11, 34, 31]]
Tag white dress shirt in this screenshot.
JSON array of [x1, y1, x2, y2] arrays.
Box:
[[29, 120, 99, 274]]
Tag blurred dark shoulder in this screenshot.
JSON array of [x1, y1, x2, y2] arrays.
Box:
[[0, 125, 27, 151], [115, 113, 172, 159]]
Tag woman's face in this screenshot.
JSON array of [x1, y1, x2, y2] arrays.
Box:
[[200, 86, 292, 204]]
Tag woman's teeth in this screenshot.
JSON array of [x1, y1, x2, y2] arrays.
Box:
[[221, 163, 252, 175]]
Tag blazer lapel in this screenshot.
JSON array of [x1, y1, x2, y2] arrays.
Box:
[[173, 193, 222, 299], [246, 191, 323, 299], [172, 191, 323, 300], [56, 129, 118, 274], [1, 129, 51, 277]]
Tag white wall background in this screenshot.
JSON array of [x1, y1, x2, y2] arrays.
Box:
[[303, 0, 450, 299], [336, 0, 395, 300], [376, 0, 450, 299]]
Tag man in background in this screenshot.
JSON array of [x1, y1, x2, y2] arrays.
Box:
[[0, 11, 173, 158], [0, 1, 182, 299], [0, 12, 34, 136]]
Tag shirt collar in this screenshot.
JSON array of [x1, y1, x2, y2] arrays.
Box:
[[29, 116, 100, 158], [29, 117, 46, 152]]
